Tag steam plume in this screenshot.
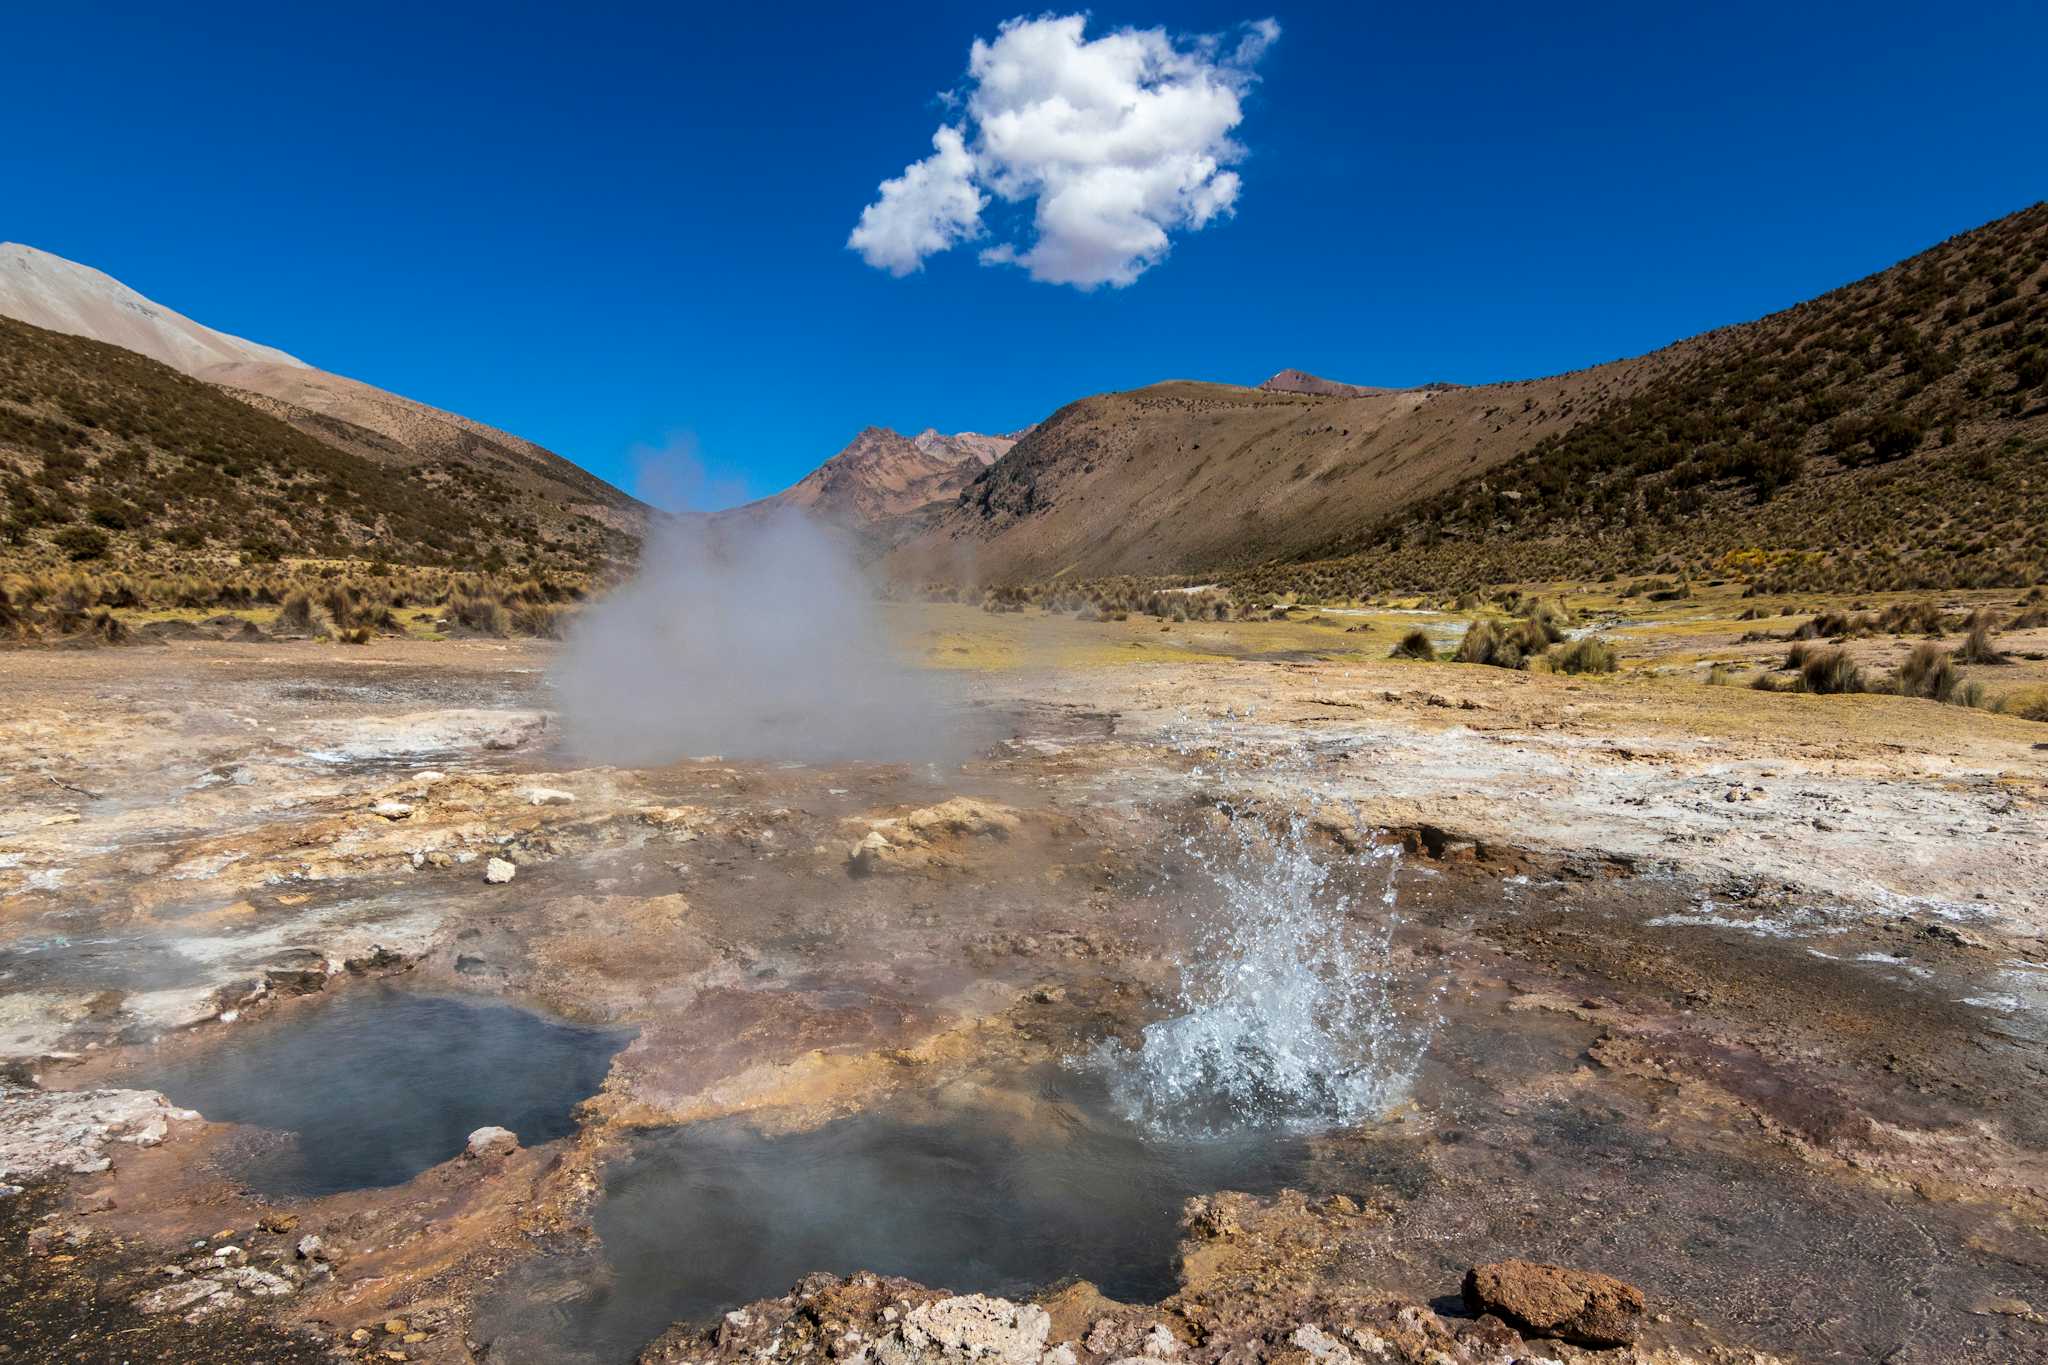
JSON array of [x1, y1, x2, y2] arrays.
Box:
[[553, 512, 958, 766]]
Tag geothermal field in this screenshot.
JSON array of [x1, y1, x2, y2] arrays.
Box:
[[2, 574, 2044, 1365], [6, 18, 2048, 1360]]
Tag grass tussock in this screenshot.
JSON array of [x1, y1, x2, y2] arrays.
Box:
[[449, 594, 510, 637], [1552, 636, 1619, 674], [1990, 686, 2048, 722], [1894, 642, 1962, 702], [0, 562, 592, 647], [276, 592, 319, 634], [1800, 646, 1868, 695], [1764, 638, 1992, 709], [1955, 622, 2007, 664], [1452, 618, 1524, 669], [1389, 628, 1436, 661], [1877, 599, 1946, 636], [1436, 598, 1581, 670], [1762, 645, 1869, 695]]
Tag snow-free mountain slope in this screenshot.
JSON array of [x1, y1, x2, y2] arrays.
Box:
[[0, 244, 645, 545]]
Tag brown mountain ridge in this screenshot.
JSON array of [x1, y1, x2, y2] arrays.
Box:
[[888, 203, 2048, 594]]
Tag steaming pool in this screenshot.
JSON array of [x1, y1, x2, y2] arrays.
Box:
[[475, 1069, 1318, 1365], [108, 982, 1335, 1365], [105, 984, 631, 1197]]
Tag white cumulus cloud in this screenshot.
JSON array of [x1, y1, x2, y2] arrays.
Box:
[[845, 125, 987, 278], [847, 13, 1279, 290]]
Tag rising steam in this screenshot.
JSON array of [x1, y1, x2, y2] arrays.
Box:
[[552, 512, 959, 766]]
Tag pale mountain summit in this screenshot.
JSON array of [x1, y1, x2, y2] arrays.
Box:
[[0, 242, 308, 373]]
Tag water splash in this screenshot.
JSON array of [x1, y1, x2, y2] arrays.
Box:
[[1097, 809, 1433, 1134]]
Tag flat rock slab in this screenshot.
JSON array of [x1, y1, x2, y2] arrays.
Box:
[[0, 1086, 197, 1180], [1462, 1258, 1645, 1346]]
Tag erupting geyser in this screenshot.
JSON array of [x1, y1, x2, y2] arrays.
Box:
[[1098, 812, 1434, 1134]]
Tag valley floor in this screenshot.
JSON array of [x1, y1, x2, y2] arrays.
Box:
[[0, 612, 2044, 1363]]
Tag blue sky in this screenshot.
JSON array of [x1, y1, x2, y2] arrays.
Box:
[[9, 2, 2043, 507]]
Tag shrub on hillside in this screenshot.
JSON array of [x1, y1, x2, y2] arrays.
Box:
[[53, 526, 109, 561]]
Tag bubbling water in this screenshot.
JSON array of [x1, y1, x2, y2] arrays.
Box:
[[1098, 811, 1433, 1134]]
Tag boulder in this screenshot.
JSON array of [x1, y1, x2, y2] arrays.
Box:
[[1461, 1258, 1644, 1347], [484, 857, 517, 885], [849, 830, 894, 874], [465, 1125, 518, 1160]]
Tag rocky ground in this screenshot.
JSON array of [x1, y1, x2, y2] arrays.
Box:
[[0, 619, 2043, 1363]]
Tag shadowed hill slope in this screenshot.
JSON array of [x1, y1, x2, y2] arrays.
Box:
[[1250, 201, 2048, 595], [0, 315, 628, 570], [200, 358, 643, 538]]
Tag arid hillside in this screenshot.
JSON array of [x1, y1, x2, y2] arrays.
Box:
[[0, 315, 632, 572], [884, 362, 1671, 582], [890, 204, 2048, 591], [0, 244, 645, 552]]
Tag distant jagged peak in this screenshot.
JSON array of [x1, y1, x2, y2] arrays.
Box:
[[912, 427, 1022, 465], [735, 422, 1028, 531]]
